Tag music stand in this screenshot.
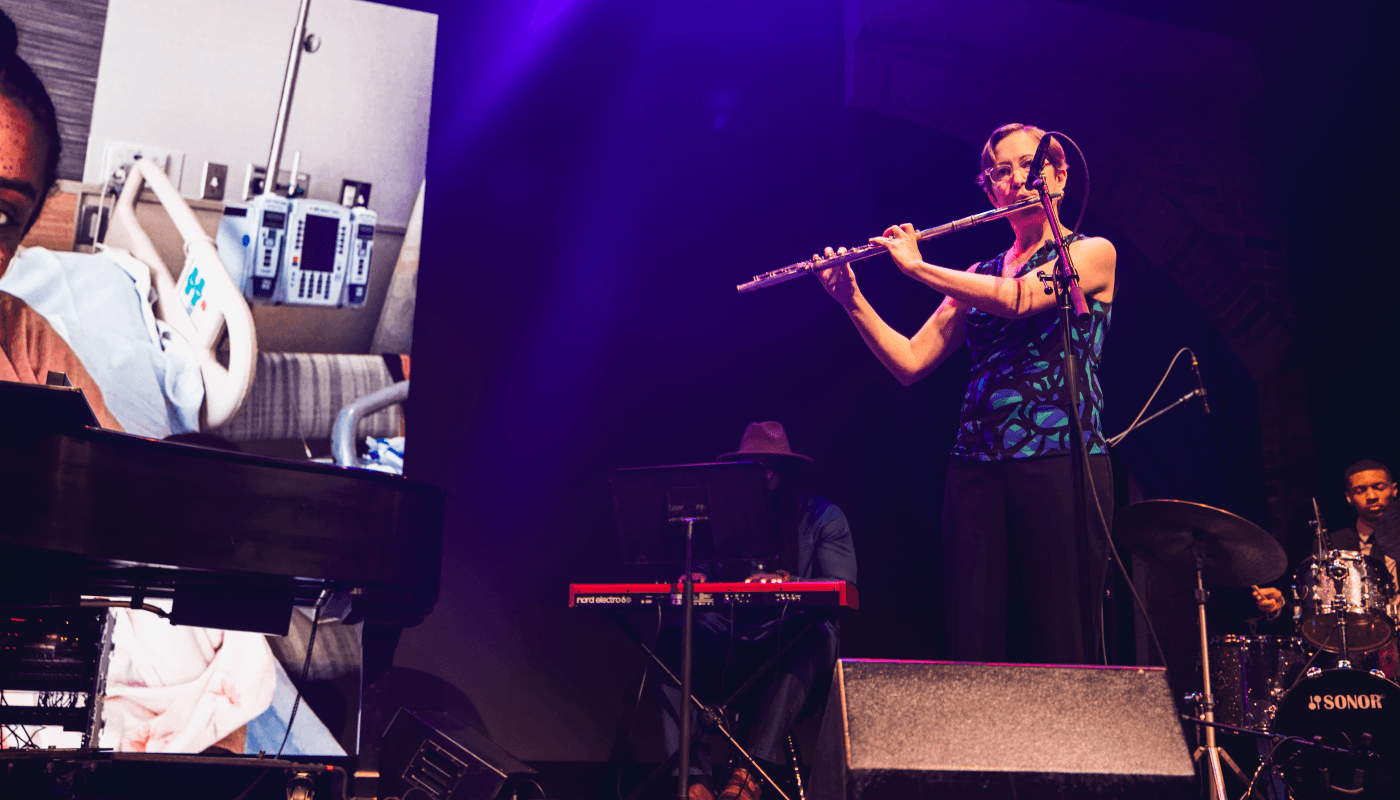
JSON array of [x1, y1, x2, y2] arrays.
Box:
[[612, 461, 776, 568], [611, 462, 792, 800]]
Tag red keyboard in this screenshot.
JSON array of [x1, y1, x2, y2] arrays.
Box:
[[568, 580, 858, 610]]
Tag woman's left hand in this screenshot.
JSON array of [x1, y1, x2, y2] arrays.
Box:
[[871, 223, 922, 275]]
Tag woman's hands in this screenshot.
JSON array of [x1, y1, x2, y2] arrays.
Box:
[[817, 223, 924, 309], [870, 223, 923, 275], [815, 247, 860, 309]]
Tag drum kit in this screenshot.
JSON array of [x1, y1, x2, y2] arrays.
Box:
[[1117, 499, 1400, 799]]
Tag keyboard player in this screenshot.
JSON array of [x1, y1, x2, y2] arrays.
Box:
[[656, 421, 856, 800]]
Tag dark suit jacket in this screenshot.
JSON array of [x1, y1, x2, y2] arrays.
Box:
[[1330, 526, 1390, 567]]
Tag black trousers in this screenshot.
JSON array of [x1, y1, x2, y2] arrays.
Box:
[[942, 453, 1114, 665], [656, 610, 838, 776]]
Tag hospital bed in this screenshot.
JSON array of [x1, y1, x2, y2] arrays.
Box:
[[4, 160, 410, 464], [1, 164, 423, 755]]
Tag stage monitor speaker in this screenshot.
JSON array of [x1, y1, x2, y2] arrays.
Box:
[[380, 707, 537, 800], [810, 660, 1194, 799]]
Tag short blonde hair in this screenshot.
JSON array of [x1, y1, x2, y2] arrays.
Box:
[[976, 123, 1066, 191]]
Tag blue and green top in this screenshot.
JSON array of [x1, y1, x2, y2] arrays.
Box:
[[951, 234, 1111, 460]]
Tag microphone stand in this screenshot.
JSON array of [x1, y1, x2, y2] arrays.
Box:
[[1106, 388, 1207, 445], [1028, 157, 1096, 663]]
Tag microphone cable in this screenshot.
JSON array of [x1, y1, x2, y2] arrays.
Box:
[[1041, 131, 1091, 240], [1040, 132, 1165, 667], [1107, 347, 1195, 448]]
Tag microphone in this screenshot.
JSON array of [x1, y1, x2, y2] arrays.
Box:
[[1190, 353, 1210, 415], [1026, 132, 1054, 190]]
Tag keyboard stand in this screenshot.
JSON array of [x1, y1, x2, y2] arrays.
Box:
[[609, 610, 821, 800]]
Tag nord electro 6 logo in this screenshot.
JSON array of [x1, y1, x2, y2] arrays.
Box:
[[1307, 694, 1387, 710]]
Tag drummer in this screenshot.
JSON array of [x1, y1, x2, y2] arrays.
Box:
[[1255, 459, 1400, 620]]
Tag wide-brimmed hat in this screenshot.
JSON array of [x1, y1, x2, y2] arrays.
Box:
[[718, 421, 812, 463]]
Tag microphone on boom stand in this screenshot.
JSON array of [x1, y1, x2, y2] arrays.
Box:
[[1190, 354, 1211, 415], [1026, 132, 1055, 191]]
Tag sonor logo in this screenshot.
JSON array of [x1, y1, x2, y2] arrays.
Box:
[[1307, 694, 1385, 710]]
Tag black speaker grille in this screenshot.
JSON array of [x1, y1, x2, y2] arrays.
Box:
[[380, 708, 536, 800], [813, 660, 1195, 799], [405, 740, 470, 799]]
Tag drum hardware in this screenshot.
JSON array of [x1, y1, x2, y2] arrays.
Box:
[[1313, 497, 1332, 553], [1181, 712, 1385, 798], [1335, 580, 1353, 670], [1294, 551, 1396, 658], [1330, 553, 1357, 668], [1120, 499, 1400, 797], [1292, 498, 1398, 660], [1270, 667, 1398, 796], [1206, 638, 1400, 796], [1116, 500, 1287, 800]]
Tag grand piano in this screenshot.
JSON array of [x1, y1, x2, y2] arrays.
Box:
[[0, 380, 445, 795]]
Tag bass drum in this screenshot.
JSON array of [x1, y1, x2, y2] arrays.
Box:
[[1273, 668, 1400, 796]]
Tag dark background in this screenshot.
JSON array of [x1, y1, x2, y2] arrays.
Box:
[[388, 0, 1397, 765]]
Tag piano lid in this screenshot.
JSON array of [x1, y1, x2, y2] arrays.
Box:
[[1, 423, 445, 612]]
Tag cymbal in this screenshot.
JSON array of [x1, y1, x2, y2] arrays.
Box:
[[1114, 499, 1286, 586]]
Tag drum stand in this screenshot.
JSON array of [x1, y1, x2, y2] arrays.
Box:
[[1182, 714, 1377, 799], [1182, 690, 1259, 795], [1191, 545, 1230, 800], [1327, 561, 1354, 669], [1188, 548, 1311, 798]]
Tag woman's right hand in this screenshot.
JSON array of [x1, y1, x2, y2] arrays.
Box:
[[816, 246, 859, 308]]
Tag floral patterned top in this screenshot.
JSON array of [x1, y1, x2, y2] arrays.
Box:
[[951, 234, 1110, 460]]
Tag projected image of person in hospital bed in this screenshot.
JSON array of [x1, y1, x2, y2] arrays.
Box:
[[0, 9, 347, 758], [0, 12, 120, 430]]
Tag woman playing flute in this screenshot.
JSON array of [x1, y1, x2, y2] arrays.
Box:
[[818, 123, 1116, 664]]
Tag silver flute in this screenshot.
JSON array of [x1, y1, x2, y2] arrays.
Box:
[[736, 193, 1060, 293]]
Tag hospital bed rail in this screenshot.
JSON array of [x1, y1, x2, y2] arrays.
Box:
[[104, 160, 257, 429]]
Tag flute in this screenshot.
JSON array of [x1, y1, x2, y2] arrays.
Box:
[[736, 193, 1060, 293]]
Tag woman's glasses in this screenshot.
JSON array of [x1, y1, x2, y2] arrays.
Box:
[[983, 157, 1049, 186]]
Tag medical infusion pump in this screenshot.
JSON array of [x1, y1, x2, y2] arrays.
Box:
[[345, 206, 376, 306], [217, 195, 375, 308]]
